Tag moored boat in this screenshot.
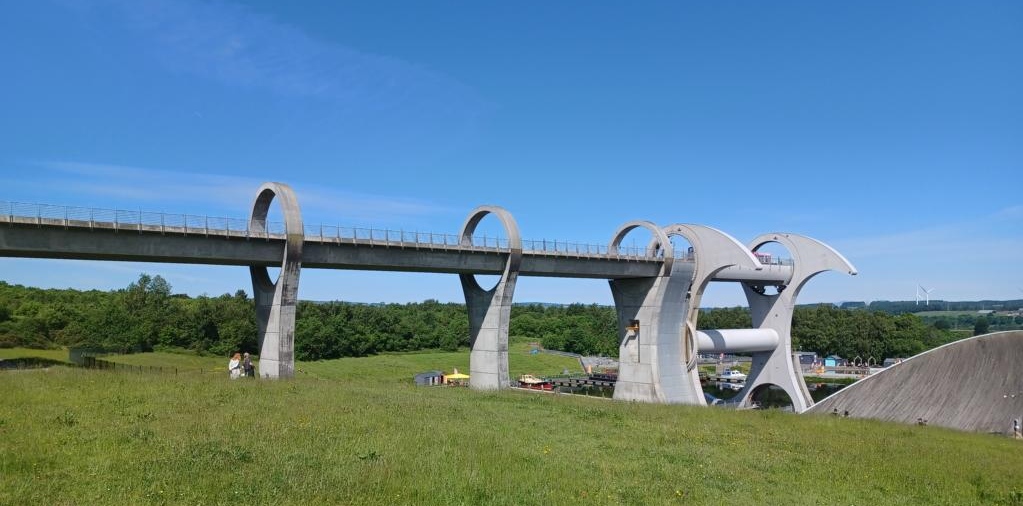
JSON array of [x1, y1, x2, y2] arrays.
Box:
[[518, 374, 554, 390]]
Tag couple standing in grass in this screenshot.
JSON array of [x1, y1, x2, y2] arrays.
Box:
[[228, 352, 255, 379]]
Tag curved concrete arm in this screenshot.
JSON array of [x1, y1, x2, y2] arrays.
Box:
[[459, 205, 523, 287], [608, 220, 673, 275], [749, 233, 857, 293], [249, 182, 304, 291], [663, 223, 762, 274], [662, 223, 763, 372]]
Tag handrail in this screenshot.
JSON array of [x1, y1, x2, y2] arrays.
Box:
[[0, 200, 794, 264]]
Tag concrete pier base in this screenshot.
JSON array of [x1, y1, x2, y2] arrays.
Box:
[[611, 264, 704, 403], [608, 222, 675, 402]]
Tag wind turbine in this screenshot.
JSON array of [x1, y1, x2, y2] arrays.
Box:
[[919, 285, 935, 306]]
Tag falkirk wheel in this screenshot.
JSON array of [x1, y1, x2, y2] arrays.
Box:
[[607, 223, 856, 412], [238, 182, 856, 413]]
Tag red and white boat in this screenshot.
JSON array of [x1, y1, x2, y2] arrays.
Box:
[[518, 374, 554, 390]]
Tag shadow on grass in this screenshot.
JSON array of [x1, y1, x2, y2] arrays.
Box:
[[0, 357, 67, 370]]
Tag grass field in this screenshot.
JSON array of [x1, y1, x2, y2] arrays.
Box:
[[0, 341, 580, 381], [3, 347, 1023, 505]]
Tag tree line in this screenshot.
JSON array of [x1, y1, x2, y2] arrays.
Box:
[[840, 299, 1023, 314], [0, 274, 975, 361], [0, 275, 257, 357]]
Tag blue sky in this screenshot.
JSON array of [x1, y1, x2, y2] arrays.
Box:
[[1, 0, 1020, 307]]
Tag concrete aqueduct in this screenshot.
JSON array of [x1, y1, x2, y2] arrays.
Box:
[[0, 182, 856, 412]]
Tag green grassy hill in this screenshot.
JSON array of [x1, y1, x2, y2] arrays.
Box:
[[2, 347, 1023, 505]]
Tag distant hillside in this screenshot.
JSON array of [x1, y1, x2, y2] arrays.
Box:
[[834, 299, 1023, 314]]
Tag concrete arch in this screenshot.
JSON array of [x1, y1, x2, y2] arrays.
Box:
[[748, 382, 795, 409], [663, 224, 762, 372], [608, 220, 673, 274], [748, 233, 857, 298], [248, 182, 304, 379], [458, 206, 522, 390], [664, 224, 761, 277], [736, 233, 857, 412], [459, 206, 523, 288]]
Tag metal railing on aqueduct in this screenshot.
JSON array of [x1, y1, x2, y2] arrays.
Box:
[[0, 200, 684, 261]]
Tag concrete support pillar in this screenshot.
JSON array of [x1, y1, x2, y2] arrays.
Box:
[[610, 222, 763, 404], [249, 182, 303, 379], [608, 221, 693, 403], [458, 206, 521, 390], [735, 233, 857, 412], [609, 221, 765, 404]]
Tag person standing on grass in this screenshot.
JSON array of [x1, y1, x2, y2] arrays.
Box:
[[242, 352, 254, 378], [228, 353, 242, 379]]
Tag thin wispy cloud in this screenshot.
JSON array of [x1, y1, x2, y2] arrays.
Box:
[[74, 0, 488, 120], [296, 188, 458, 225], [819, 208, 1023, 302], [832, 207, 1023, 262], [31, 160, 259, 209], [25, 160, 455, 226], [993, 205, 1023, 221]]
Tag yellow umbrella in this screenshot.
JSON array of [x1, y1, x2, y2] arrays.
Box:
[[445, 367, 470, 383]]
